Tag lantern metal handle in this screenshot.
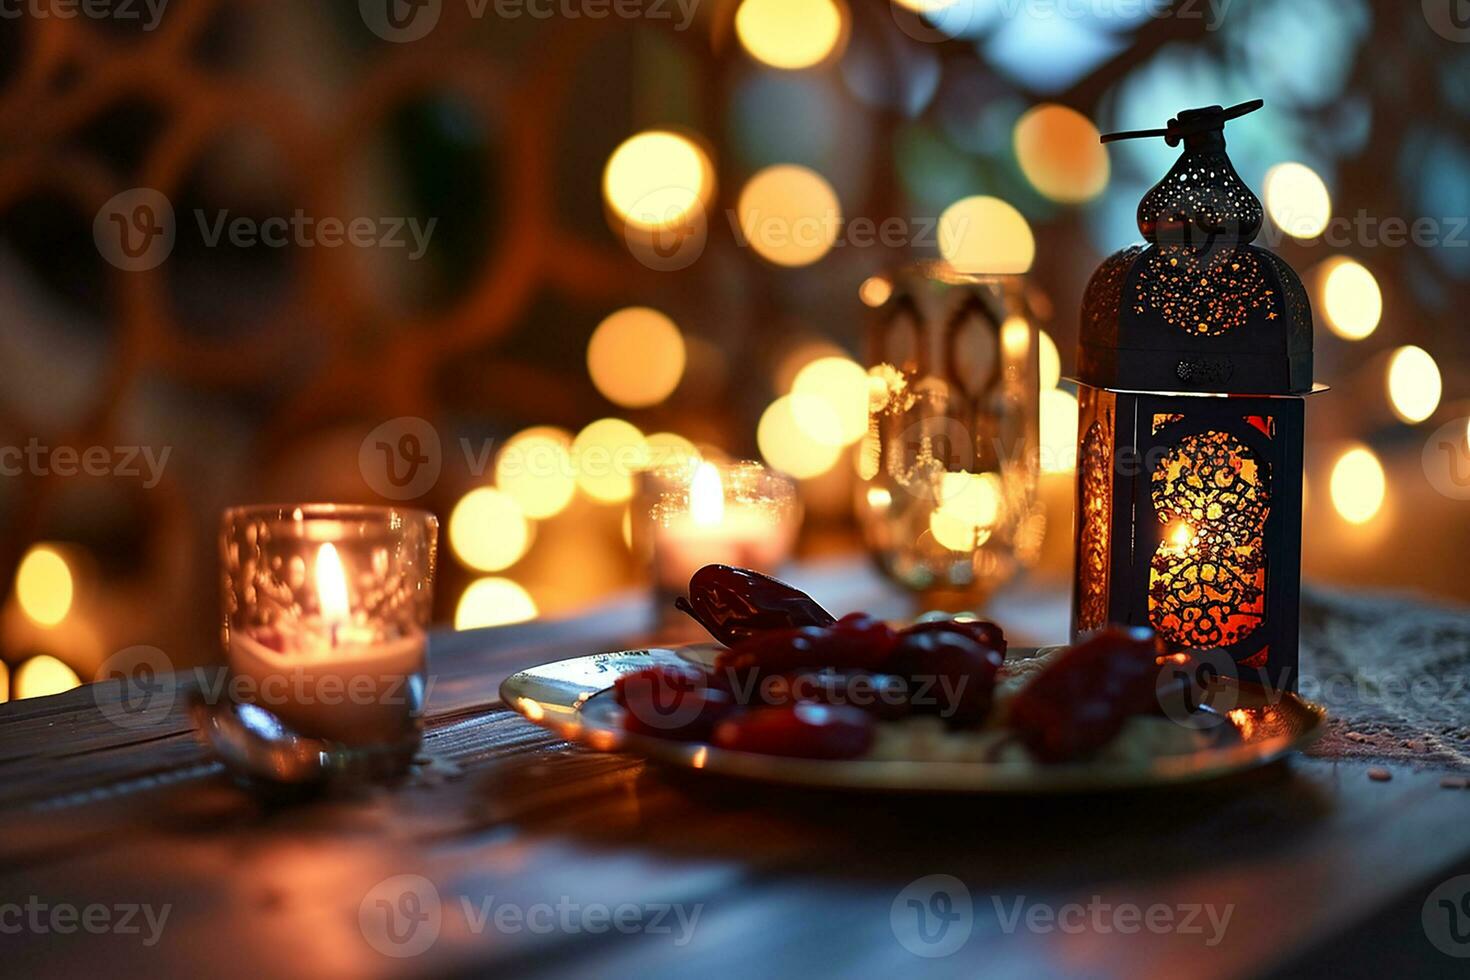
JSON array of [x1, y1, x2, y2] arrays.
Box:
[[1100, 99, 1264, 146]]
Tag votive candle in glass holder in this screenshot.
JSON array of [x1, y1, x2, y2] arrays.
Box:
[[642, 461, 800, 617], [220, 504, 438, 747]]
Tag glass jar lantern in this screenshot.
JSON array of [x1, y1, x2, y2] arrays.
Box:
[[857, 262, 1043, 610]]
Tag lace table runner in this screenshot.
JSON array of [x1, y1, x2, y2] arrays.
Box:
[[1300, 586, 1470, 770]]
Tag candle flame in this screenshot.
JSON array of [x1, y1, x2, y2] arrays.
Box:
[[1169, 522, 1196, 551], [315, 543, 351, 623], [690, 462, 725, 527]]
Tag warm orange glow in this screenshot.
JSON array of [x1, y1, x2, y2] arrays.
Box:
[[859, 276, 893, 307], [1013, 105, 1109, 204], [1263, 162, 1331, 239], [1319, 258, 1381, 340], [690, 462, 726, 527], [737, 165, 842, 267], [1038, 329, 1061, 389], [929, 471, 1001, 551], [587, 307, 687, 408], [449, 487, 531, 572], [572, 419, 650, 503], [15, 545, 73, 627], [645, 432, 702, 475], [315, 543, 350, 623], [455, 578, 538, 630], [13, 655, 80, 700], [498, 427, 576, 520], [735, 0, 845, 70], [938, 196, 1035, 275], [1040, 389, 1079, 473], [1149, 429, 1269, 651], [792, 356, 869, 446], [1386, 345, 1441, 424], [758, 395, 841, 479], [1330, 446, 1385, 525], [1167, 521, 1196, 552], [0, 661, 8, 703], [603, 131, 714, 231]]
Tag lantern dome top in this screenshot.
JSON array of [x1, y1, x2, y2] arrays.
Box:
[[1078, 100, 1313, 396]]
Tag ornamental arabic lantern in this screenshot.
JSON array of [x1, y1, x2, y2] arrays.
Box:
[[1071, 100, 1319, 690]]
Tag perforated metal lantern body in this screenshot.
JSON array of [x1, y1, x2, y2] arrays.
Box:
[[1071, 102, 1314, 690]]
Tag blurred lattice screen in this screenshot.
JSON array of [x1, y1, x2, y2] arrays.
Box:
[[0, 0, 1466, 688]]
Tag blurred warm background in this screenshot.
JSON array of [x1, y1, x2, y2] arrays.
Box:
[[0, 0, 1466, 699]]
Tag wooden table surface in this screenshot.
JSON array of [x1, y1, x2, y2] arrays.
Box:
[[2, 559, 1468, 980]]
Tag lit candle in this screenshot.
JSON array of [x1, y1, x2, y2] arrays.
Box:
[[650, 461, 798, 592], [227, 541, 427, 745]]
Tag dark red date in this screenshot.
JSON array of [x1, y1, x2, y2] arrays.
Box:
[[1006, 626, 1166, 763]]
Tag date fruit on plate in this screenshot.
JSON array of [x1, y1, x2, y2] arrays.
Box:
[[712, 613, 899, 681], [886, 628, 1005, 728], [1006, 627, 1168, 763], [900, 618, 1007, 660], [674, 565, 836, 648], [783, 668, 912, 721], [712, 703, 875, 760], [615, 664, 733, 740]]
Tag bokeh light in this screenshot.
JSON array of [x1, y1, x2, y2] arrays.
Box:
[[603, 131, 714, 231], [735, 0, 845, 71], [859, 275, 893, 307], [792, 356, 870, 446], [587, 307, 687, 408], [1319, 258, 1381, 340], [938, 196, 1035, 275], [1263, 162, 1331, 239], [737, 165, 843, 267], [1013, 104, 1109, 204], [929, 471, 1002, 552], [645, 431, 702, 474], [15, 545, 72, 627], [0, 661, 8, 703], [1040, 388, 1079, 474], [1330, 445, 1386, 525], [758, 395, 842, 479], [497, 427, 576, 520], [455, 578, 538, 630], [449, 487, 531, 572], [13, 655, 80, 700], [1038, 329, 1061, 389], [1386, 345, 1442, 424], [572, 418, 649, 503]]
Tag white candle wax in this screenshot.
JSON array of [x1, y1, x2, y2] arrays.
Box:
[[227, 629, 425, 744]]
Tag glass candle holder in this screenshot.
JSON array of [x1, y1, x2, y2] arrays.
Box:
[[220, 504, 438, 746], [856, 262, 1043, 611], [639, 460, 800, 621]]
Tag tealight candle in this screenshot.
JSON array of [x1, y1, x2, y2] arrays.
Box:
[[646, 461, 799, 599], [220, 505, 439, 746]]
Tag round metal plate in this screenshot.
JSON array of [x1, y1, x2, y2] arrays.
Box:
[[500, 644, 1326, 794]]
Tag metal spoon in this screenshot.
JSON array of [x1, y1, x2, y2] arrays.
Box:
[[190, 689, 423, 788]]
